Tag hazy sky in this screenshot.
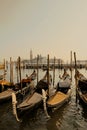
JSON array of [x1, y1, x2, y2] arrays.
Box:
[[0, 0, 87, 62]]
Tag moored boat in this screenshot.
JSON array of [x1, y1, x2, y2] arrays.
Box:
[[0, 70, 36, 103], [46, 69, 72, 109], [12, 72, 50, 121], [75, 70, 87, 104]]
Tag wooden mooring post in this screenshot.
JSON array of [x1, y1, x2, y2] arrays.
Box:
[[53, 57, 55, 86], [37, 55, 39, 84], [18, 56, 22, 93], [47, 54, 50, 97], [70, 51, 72, 81], [10, 57, 13, 84], [74, 52, 78, 103]]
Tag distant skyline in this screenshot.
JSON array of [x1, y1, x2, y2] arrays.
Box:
[[0, 0, 87, 62]]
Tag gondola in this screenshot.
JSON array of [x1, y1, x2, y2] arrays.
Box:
[[12, 72, 50, 121], [17, 78, 49, 113], [46, 69, 72, 109], [75, 70, 87, 104], [0, 71, 36, 103]]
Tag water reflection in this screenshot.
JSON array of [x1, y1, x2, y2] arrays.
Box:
[[47, 103, 69, 130], [19, 108, 48, 130]]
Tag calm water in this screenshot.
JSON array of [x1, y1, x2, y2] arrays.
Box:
[[0, 67, 87, 130]]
